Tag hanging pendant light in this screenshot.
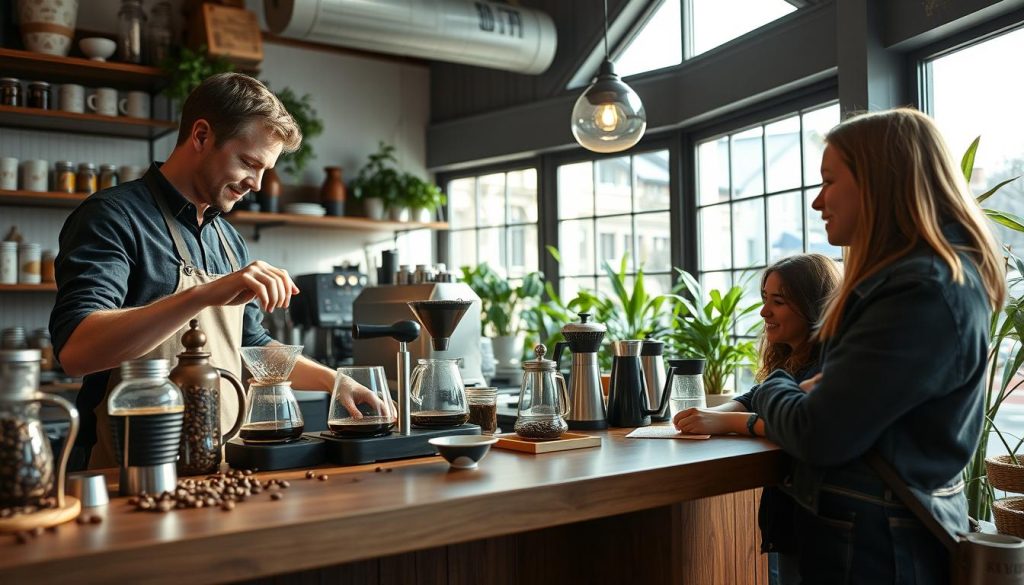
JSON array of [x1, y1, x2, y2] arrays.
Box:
[[571, 0, 647, 153]]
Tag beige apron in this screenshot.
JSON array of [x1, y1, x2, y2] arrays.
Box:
[[90, 177, 245, 470]]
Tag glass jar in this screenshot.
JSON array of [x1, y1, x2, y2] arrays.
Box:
[[666, 358, 707, 419], [26, 81, 49, 109], [0, 349, 78, 509], [76, 163, 97, 195], [146, 1, 173, 66], [55, 161, 76, 194], [0, 78, 20, 107], [409, 358, 469, 428], [514, 345, 570, 440], [98, 164, 118, 190], [466, 386, 498, 434], [18, 242, 40, 284], [0, 241, 16, 285], [117, 0, 146, 64], [28, 329, 53, 372]]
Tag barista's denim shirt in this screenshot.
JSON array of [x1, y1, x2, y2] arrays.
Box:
[[751, 225, 991, 538]]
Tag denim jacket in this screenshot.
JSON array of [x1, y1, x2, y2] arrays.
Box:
[[752, 225, 991, 538]]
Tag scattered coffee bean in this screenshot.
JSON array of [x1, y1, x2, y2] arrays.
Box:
[[385, 468, 393, 473], [45, 525, 57, 533], [375, 467, 382, 472], [89, 515, 102, 524], [270, 492, 282, 501], [317, 474, 328, 481], [280, 480, 290, 489], [14, 532, 28, 544], [76, 514, 89, 524], [305, 470, 315, 479], [30, 526, 43, 537], [221, 501, 234, 511]]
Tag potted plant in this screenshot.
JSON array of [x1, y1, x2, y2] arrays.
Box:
[[402, 173, 446, 223], [459, 263, 544, 370], [161, 45, 234, 114], [267, 85, 324, 178], [667, 269, 761, 407], [351, 142, 403, 220]]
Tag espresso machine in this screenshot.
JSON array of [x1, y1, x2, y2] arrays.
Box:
[[289, 265, 368, 367], [352, 282, 483, 387]]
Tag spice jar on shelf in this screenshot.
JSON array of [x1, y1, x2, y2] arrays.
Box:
[[0, 241, 17, 284], [76, 163, 97, 195], [146, 1, 173, 66], [55, 161, 76, 194], [117, 0, 146, 64], [41, 250, 55, 283], [99, 164, 118, 190], [18, 243, 41, 284], [0, 78, 20, 107], [26, 81, 50, 110]]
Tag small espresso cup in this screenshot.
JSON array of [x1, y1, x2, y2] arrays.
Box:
[[58, 83, 85, 114], [20, 159, 48, 191], [0, 157, 17, 190], [87, 87, 118, 117], [119, 90, 150, 119]]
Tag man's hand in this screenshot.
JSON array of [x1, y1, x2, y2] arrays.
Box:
[[799, 373, 822, 393], [196, 260, 298, 311]]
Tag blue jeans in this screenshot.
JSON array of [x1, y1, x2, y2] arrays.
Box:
[[793, 481, 951, 584], [769, 552, 802, 585]]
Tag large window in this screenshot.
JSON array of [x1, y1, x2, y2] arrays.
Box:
[[556, 150, 672, 300], [446, 169, 539, 280], [695, 103, 841, 335], [927, 26, 1024, 251]]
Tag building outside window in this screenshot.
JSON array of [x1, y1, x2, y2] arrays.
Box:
[[445, 168, 539, 282], [556, 149, 672, 301]]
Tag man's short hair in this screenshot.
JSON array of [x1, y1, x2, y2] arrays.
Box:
[[175, 73, 301, 153]]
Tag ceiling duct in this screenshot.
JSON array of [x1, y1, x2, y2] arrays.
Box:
[[264, 0, 558, 74]]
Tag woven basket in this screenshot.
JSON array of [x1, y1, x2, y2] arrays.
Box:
[[986, 455, 1024, 493], [993, 497, 1024, 538]]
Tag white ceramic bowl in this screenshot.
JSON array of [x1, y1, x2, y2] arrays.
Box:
[[79, 37, 117, 62], [428, 435, 498, 469]]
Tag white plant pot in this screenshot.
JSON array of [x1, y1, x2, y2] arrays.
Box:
[[491, 334, 523, 370], [704, 392, 736, 408], [364, 198, 386, 220], [390, 206, 411, 222], [414, 207, 433, 223], [479, 337, 496, 384], [18, 0, 78, 57]]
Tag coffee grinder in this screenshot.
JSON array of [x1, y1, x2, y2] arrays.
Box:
[[313, 299, 481, 465]]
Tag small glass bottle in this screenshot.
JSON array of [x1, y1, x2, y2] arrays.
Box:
[[117, 0, 146, 64], [0, 78, 20, 107], [98, 164, 118, 190], [76, 163, 97, 195], [466, 387, 498, 434], [55, 161, 76, 194], [26, 81, 49, 109], [146, 1, 173, 66]]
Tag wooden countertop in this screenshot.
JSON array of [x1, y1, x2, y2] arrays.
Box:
[[0, 428, 785, 585]]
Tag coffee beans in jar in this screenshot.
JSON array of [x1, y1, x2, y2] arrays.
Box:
[[26, 81, 50, 109], [76, 163, 97, 195], [177, 384, 222, 476], [0, 414, 55, 508], [514, 417, 567, 440], [0, 78, 20, 107]]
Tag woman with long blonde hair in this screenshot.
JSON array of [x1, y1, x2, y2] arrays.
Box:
[[749, 108, 1004, 584]]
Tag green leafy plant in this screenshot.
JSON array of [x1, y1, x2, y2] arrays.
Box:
[[267, 86, 324, 176], [668, 269, 761, 395], [459, 263, 544, 337], [160, 45, 234, 105], [402, 173, 447, 212], [960, 137, 1022, 522], [351, 142, 404, 206], [568, 254, 676, 342]]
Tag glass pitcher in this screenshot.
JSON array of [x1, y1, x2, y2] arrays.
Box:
[[666, 358, 707, 419], [409, 358, 469, 428], [328, 366, 396, 437], [0, 349, 78, 509], [238, 345, 305, 443], [514, 344, 570, 440]]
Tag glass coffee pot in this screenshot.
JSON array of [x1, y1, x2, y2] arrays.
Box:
[[238, 345, 305, 443], [666, 358, 707, 419], [328, 366, 397, 437], [0, 349, 78, 509], [514, 344, 570, 440], [409, 358, 469, 428]]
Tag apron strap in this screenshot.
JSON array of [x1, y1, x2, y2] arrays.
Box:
[[145, 172, 196, 268], [213, 220, 241, 272]]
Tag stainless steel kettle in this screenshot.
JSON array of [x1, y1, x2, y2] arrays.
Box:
[[640, 335, 669, 422], [553, 313, 607, 430]]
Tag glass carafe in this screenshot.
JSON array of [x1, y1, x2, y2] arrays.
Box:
[[238, 345, 305, 443], [514, 345, 570, 440], [409, 358, 469, 428], [666, 358, 707, 419], [0, 350, 78, 509], [328, 366, 396, 437]]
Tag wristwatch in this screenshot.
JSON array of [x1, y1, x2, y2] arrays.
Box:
[[746, 413, 760, 437]]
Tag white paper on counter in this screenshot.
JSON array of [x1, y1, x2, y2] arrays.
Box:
[[625, 426, 711, 440]]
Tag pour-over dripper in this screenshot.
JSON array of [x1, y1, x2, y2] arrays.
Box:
[[407, 300, 472, 351], [239, 345, 302, 383]]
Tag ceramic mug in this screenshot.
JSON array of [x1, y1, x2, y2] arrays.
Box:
[[119, 91, 149, 119], [87, 87, 118, 117], [0, 158, 17, 190], [20, 159, 48, 191], [58, 83, 85, 113]]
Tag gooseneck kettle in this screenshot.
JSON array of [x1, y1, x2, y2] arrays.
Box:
[[553, 313, 607, 430], [606, 340, 672, 427]]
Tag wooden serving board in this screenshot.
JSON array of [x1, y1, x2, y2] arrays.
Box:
[[494, 432, 601, 454], [0, 496, 80, 533]]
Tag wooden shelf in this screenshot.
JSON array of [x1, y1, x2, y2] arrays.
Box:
[[0, 48, 169, 92], [0, 105, 176, 139], [0, 283, 57, 292], [226, 210, 448, 235], [0, 190, 87, 208]]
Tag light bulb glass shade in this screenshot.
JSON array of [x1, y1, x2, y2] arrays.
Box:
[[571, 61, 647, 153]]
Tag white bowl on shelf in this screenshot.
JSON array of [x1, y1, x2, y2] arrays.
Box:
[[79, 38, 117, 62]]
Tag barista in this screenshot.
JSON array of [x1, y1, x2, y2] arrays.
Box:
[[50, 73, 372, 471]]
